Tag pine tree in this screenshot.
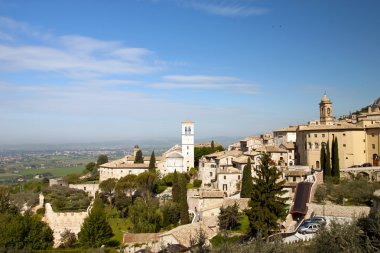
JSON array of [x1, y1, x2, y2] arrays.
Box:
[[78, 198, 113, 248], [246, 153, 289, 239], [240, 158, 253, 198], [134, 150, 144, 164], [321, 144, 327, 180], [211, 140, 215, 150], [172, 170, 180, 203], [332, 137, 340, 183], [149, 151, 156, 172], [325, 141, 332, 178]]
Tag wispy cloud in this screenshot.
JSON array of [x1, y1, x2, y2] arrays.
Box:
[[0, 17, 165, 79], [149, 74, 259, 94], [187, 1, 270, 17]]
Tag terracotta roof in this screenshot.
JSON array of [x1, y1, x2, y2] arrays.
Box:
[[256, 146, 287, 153], [123, 233, 160, 245], [232, 155, 250, 164], [243, 151, 261, 157], [284, 169, 310, 176], [280, 142, 295, 150], [298, 122, 363, 131], [290, 182, 313, 215], [160, 222, 217, 248], [100, 158, 150, 169], [217, 167, 241, 174], [240, 136, 262, 142]]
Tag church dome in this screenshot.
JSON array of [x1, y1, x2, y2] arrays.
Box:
[[321, 94, 331, 103], [373, 97, 380, 107]]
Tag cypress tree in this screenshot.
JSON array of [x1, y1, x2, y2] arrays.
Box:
[[211, 140, 215, 150], [134, 150, 144, 164], [325, 141, 332, 178], [240, 157, 253, 198], [149, 151, 156, 172], [179, 176, 190, 225], [78, 198, 113, 248], [321, 144, 326, 180], [246, 153, 288, 239], [332, 137, 340, 182], [172, 170, 180, 203]]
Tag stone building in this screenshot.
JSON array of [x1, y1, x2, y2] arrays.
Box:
[[296, 95, 380, 169]]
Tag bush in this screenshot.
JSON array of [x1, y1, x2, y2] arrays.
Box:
[[314, 185, 327, 203], [193, 179, 202, 188], [43, 186, 90, 212]]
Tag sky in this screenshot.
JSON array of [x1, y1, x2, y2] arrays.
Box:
[[0, 0, 379, 145]]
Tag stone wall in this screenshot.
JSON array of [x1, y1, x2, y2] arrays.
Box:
[[43, 203, 91, 247], [309, 203, 370, 218], [69, 183, 99, 197]]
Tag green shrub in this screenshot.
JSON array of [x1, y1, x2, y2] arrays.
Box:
[[193, 179, 202, 188]]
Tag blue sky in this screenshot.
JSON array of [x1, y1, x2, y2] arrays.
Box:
[[0, 0, 379, 145]]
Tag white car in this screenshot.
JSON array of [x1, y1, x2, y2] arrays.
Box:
[[298, 223, 321, 234]]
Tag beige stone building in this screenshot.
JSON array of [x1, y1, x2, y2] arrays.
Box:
[[296, 95, 380, 169]]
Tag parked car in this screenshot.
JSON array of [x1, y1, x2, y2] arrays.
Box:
[[362, 163, 372, 167], [298, 223, 321, 234], [310, 216, 327, 226]]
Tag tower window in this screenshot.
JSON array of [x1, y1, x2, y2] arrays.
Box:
[[373, 144, 376, 149], [314, 134, 317, 138], [322, 134, 325, 137], [343, 144, 346, 147]]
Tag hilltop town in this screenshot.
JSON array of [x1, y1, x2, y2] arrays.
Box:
[[1, 95, 380, 252]]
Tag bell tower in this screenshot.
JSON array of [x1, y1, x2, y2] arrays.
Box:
[[181, 120, 194, 171], [320, 94, 333, 125]]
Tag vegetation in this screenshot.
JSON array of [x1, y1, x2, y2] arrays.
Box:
[[43, 185, 91, 212], [134, 150, 144, 164], [78, 198, 113, 248], [148, 151, 156, 171], [331, 137, 340, 183], [320, 143, 326, 177], [326, 141, 331, 178], [193, 179, 202, 188], [218, 202, 241, 231], [246, 153, 288, 239], [129, 196, 162, 233], [240, 158, 253, 198], [96, 155, 109, 166], [314, 178, 380, 205]]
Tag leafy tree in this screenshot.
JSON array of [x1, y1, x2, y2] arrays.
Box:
[[357, 211, 380, 251], [218, 202, 240, 231], [129, 197, 162, 233], [161, 202, 180, 228], [240, 158, 253, 198], [246, 153, 288, 239], [115, 174, 138, 197], [0, 212, 53, 250], [59, 229, 77, 248], [114, 193, 132, 218], [325, 141, 332, 178], [314, 185, 327, 203], [134, 150, 144, 164], [97, 155, 109, 166], [99, 178, 117, 196], [331, 137, 340, 183], [78, 198, 113, 248], [99, 178, 117, 204], [189, 227, 211, 253], [85, 162, 96, 172], [193, 179, 202, 188], [309, 220, 366, 253], [136, 171, 158, 197], [149, 151, 156, 172], [0, 186, 11, 214]]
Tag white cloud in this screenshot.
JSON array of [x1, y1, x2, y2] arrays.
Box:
[[150, 74, 259, 93], [188, 1, 269, 17]]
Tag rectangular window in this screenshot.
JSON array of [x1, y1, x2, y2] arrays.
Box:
[[293, 177, 296, 182], [343, 133, 346, 136], [314, 134, 317, 137], [308, 134, 310, 138], [343, 144, 346, 147], [322, 134, 325, 138], [210, 172, 212, 177], [224, 176, 226, 179], [373, 144, 376, 149]]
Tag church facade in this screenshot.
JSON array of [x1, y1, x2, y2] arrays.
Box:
[[99, 121, 195, 182]]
